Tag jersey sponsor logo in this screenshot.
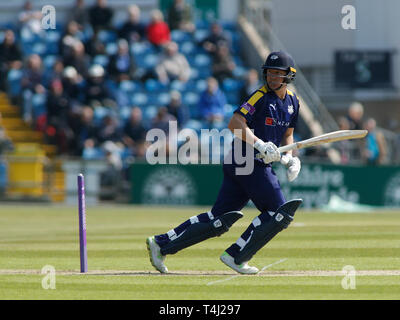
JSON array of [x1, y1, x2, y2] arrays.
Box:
[[269, 103, 276, 110], [265, 117, 275, 126], [240, 102, 256, 115], [265, 117, 290, 127]]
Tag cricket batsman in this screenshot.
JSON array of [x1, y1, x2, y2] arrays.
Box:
[[146, 51, 303, 274]]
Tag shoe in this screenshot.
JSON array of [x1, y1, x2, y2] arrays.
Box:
[[220, 251, 259, 274], [146, 236, 168, 273]]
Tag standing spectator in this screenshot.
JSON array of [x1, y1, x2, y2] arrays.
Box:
[[118, 5, 146, 43], [363, 118, 387, 165], [155, 42, 191, 84], [166, 91, 190, 129], [88, 0, 114, 32], [122, 107, 147, 158], [18, 1, 42, 35], [337, 116, 352, 164], [240, 69, 261, 102], [212, 44, 236, 84], [67, 0, 89, 29], [200, 22, 229, 56], [198, 77, 227, 124], [147, 10, 171, 48], [108, 39, 136, 82], [347, 102, 364, 130], [63, 41, 91, 78], [0, 30, 22, 92], [45, 79, 74, 153], [21, 54, 46, 124], [167, 0, 195, 32]]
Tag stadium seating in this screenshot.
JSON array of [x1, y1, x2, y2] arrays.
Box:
[[3, 18, 250, 163]]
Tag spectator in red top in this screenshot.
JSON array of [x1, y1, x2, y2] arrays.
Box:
[[147, 10, 171, 49]]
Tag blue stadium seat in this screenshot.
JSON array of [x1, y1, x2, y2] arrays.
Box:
[[106, 42, 118, 55], [170, 80, 187, 92], [7, 69, 23, 98], [193, 29, 208, 43], [154, 92, 170, 106], [142, 105, 158, 121], [193, 54, 211, 68], [195, 79, 207, 92], [222, 78, 243, 92], [131, 92, 148, 107], [180, 41, 196, 55], [93, 106, 112, 124], [32, 93, 47, 119], [119, 80, 142, 94], [43, 55, 58, 70], [171, 30, 192, 43], [119, 106, 132, 122], [183, 92, 200, 107], [97, 30, 117, 43], [93, 55, 109, 68], [145, 79, 167, 92]]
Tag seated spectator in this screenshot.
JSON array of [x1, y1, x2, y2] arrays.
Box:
[[45, 79, 74, 153], [200, 22, 229, 55], [59, 20, 83, 60], [151, 106, 177, 134], [167, 0, 195, 33], [166, 90, 190, 129], [347, 102, 364, 130], [70, 106, 98, 156], [88, 0, 114, 32], [21, 54, 46, 124], [240, 69, 261, 102], [62, 66, 85, 105], [85, 29, 107, 57], [118, 5, 146, 43], [67, 0, 89, 29], [122, 107, 147, 158], [84, 64, 116, 108], [0, 30, 22, 92], [43, 59, 65, 90], [212, 44, 235, 84], [363, 118, 387, 165], [63, 41, 91, 78], [147, 10, 171, 49], [96, 114, 123, 146], [18, 1, 42, 35], [108, 39, 136, 82], [155, 42, 191, 84], [198, 77, 226, 124]]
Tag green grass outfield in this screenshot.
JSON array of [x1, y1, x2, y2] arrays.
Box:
[[0, 204, 400, 300]]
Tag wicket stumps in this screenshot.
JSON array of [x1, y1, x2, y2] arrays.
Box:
[[78, 173, 88, 273]]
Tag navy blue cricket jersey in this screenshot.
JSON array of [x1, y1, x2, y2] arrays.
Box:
[[232, 85, 300, 164]]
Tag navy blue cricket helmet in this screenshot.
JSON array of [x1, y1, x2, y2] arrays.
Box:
[[261, 51, 296, 87]]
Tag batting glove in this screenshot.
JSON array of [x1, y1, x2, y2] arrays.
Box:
[[254, 139, 281, 164], [280, 154, 301, 182]]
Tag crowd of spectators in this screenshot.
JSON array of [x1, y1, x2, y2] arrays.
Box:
[[0, 0, 248, 168], [2, 0, 393, 170]]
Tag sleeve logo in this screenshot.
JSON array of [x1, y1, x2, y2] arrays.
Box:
[[240, 102, 256, 115]]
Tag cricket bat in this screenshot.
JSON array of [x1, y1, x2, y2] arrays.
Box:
[[278, 129, 368, 153]]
